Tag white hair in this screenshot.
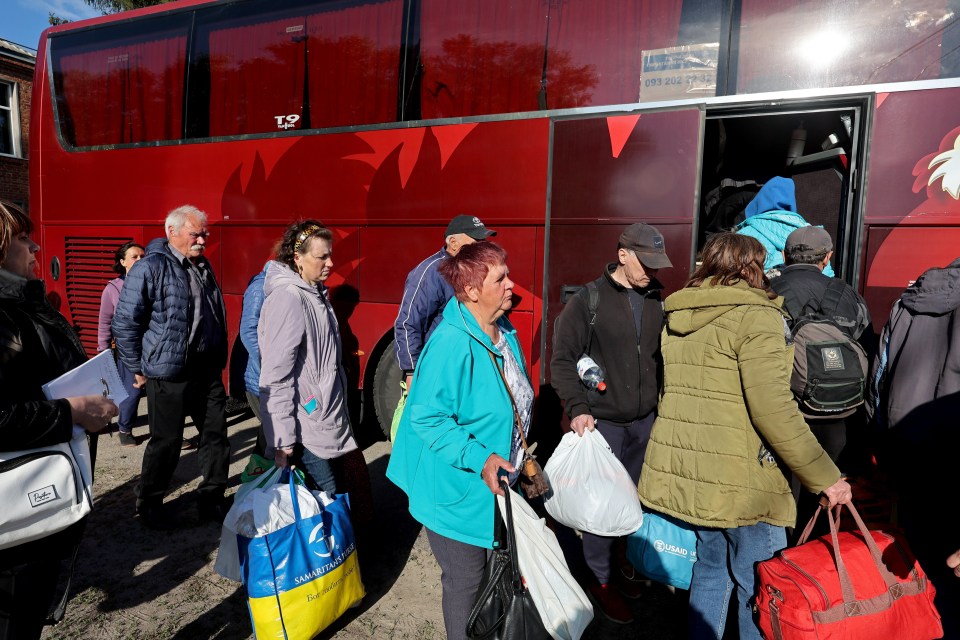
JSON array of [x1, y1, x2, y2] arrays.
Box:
[[165, 205, 207, 236]]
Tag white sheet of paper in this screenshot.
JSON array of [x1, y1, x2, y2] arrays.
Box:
[[41, 349, 129, 405]]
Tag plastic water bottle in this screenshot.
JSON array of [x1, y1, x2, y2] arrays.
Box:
[[576, 356, 607, 391]]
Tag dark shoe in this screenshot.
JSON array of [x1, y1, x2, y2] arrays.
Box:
[[118, 431, 138, 447], [137, 502, 177, 531], [616, 564, 647, 600], [589, 582, 634, 624], [181, 436, 199, 450], [198, 495, 233, 524]]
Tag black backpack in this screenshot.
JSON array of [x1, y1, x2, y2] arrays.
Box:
[[780, 279, 868, 418], [555, 279, 600, 356]]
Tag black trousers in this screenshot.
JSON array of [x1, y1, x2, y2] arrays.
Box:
[[136, 365, 229, 508], [792, 418, 846, 542]]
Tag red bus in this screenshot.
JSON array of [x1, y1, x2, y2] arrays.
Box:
[[31, 0, 960, 438]]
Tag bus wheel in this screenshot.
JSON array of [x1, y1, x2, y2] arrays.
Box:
[[372, 343, 402, 440]]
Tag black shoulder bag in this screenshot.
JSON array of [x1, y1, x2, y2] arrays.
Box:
[[465, 481, 551, 640]]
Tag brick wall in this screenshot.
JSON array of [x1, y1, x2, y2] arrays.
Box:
[[0, 50, 35, 209]]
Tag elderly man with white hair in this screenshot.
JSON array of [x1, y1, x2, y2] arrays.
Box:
[[114, 205, 230, 530]]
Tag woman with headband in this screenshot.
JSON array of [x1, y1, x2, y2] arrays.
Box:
[[258, 220, 358, 494]]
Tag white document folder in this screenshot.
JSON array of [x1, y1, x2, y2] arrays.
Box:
[[41, 349, 129, 406]]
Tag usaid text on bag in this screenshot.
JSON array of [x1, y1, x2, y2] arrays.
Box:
[[239, 482, 364, 640], [626, 511, 698, 591]]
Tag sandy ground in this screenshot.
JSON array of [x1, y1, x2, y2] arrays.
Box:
[[40, 402, 686, 640]]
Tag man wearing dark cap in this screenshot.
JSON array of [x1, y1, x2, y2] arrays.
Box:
[[769, 225, 873, 539], [550, 222, 672, 624], [394, 215, 496, 389]]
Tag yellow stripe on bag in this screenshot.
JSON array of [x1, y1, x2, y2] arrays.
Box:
[[248, 551, 365, 640]]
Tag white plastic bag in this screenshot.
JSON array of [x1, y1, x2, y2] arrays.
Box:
[[543, 429, 644, 536], [498, 492, 593, 640], [215, 468, 333, 581]]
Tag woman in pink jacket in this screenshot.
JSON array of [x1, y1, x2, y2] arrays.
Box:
[[98, 241, 144, 447]]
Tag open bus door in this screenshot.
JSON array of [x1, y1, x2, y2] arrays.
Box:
[[539, 107, 703, 447]]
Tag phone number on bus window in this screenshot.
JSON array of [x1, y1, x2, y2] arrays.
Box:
[[643, 74, 714, 88]]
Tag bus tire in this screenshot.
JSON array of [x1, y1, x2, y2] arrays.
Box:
[[372, 343, 402, 440]]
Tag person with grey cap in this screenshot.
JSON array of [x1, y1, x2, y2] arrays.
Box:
[[769, 225, 873, 541], [394, 214, 496, 390], [550, 222, 672, 624]]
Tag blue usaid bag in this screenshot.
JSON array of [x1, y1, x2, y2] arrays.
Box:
[[239, 472, 364, 639], [626, 510, 697, 590]]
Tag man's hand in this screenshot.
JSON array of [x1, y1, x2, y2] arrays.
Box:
[[820, 477, 853, 507], [947, 548, 960, 578], [66, 395, 119, 433], [481, 453, 515, 495], [133, 374, 147, 389], [570, 414, 596, 436], [404, 373, 413, 393]]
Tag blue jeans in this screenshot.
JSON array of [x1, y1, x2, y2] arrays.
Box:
[[116, 360, 143, 434], [688, 522, 786, 640], [295, 446, 339, 494]]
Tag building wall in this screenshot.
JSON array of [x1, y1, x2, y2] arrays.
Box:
[[0, 48, 34, 209]]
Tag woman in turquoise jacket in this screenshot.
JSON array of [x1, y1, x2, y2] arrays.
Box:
[[386, 241, 532, 640]]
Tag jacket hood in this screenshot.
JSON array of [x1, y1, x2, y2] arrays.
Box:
[[735, 210, 808, 246], [900, 257, 960, 315], [262, 260, 325, 298], [440, 296, 516, 353], [146, 237, 169, 255], [664, 280, 782, 335], [744, 177, 796, 218]]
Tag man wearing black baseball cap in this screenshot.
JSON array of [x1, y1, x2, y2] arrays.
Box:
[[550, 222, 671, 623], [394, 215, 497, 390]]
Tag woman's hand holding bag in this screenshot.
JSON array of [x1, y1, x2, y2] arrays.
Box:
[[543, 429, 644, 536]]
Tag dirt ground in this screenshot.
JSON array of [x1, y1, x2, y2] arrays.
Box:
[[40, 402, 687, 640]]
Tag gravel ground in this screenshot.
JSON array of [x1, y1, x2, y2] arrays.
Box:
[[40, 403, 687, 640]]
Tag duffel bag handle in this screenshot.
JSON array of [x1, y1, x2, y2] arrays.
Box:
[[802, 501, 923, 608]]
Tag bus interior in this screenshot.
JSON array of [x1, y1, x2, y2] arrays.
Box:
[[697, 102, 865, 282]]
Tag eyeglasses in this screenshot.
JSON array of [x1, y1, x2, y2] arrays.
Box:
[[294, 225, 322, 251]]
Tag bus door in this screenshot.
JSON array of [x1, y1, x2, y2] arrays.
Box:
[[696, 100, 869, 288], [542, 107, 703, 394]]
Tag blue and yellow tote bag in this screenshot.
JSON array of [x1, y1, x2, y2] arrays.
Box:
[[239, 473, 364, 639]]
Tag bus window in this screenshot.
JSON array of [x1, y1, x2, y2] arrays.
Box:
[[736, 0, 957, 93], [419, 0, 548, 118], [51, 16, 189, 147], [195, 0, 402, 137], [546, 0, 685, 109], [419, 0, 725, 117]]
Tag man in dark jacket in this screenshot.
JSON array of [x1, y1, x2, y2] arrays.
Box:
[[394, 214, 496, 389], [114, 205, 230, 529], [868, 257, 960, 637], [769, 226, 874, 539], [550, 222, 672, 624]]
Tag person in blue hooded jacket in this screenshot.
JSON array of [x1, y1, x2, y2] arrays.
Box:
[[386, 241, 530, 640], [735, 176, 835, 276]]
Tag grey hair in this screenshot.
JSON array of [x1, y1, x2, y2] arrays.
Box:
[[165, 205, 207, 235]]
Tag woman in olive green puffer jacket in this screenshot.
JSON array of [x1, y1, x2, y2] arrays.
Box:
[[637, 233, 852, 640]]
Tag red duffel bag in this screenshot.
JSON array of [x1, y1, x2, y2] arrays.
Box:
[[754, 501, 942, 640]]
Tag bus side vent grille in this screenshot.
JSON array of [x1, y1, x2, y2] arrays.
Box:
[[64, 237, 131, 355]]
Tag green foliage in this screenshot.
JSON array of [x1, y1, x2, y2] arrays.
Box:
[[85, 0, 177, 12], [48, 12, 70, 26]]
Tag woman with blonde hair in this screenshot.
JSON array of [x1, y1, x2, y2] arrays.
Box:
[[638, 232, 852, 640]]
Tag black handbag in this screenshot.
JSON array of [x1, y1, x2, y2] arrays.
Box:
[[465, 481, 551, 640]]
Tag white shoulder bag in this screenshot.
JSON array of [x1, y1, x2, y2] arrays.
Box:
[[0, 426, 94, 550]]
